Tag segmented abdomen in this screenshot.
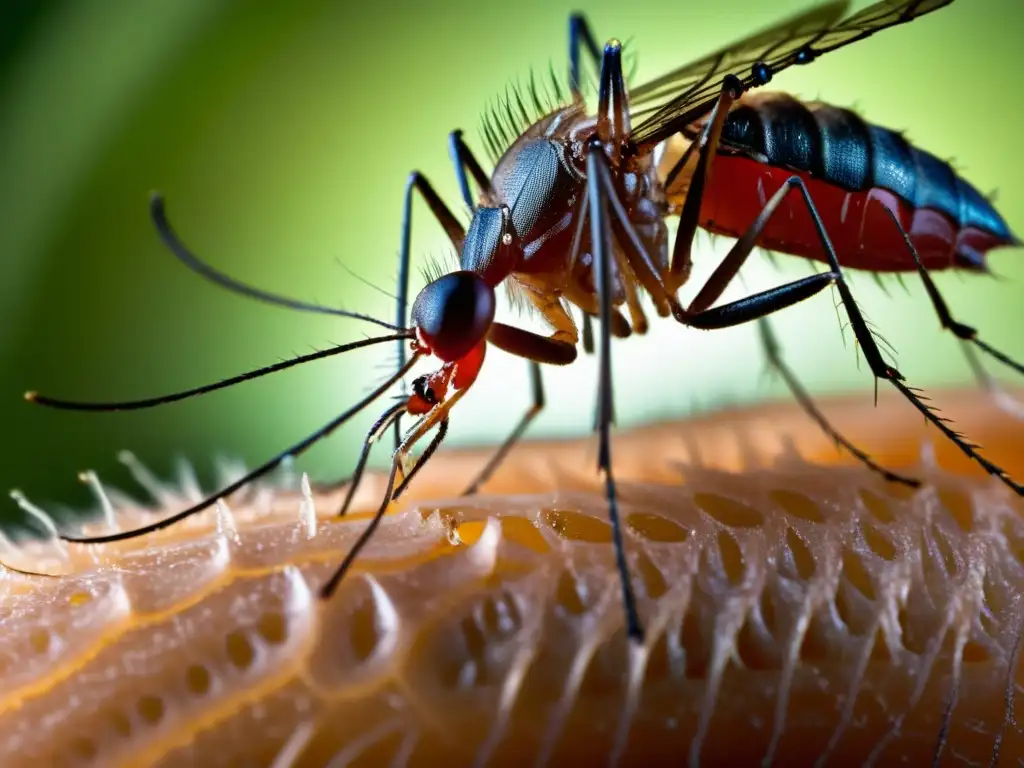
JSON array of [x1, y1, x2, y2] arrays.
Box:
[[698, 92, 1017, 272]]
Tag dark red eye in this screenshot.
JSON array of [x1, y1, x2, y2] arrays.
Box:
[[411, 271, 496, 361]]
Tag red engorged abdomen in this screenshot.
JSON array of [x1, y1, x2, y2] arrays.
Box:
[[699, 154, 1007, 272]]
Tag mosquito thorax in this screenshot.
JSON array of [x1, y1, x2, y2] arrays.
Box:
[[411, 271, 496, 362]]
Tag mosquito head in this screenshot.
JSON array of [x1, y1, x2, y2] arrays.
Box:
[[411, 270, 495, 362]]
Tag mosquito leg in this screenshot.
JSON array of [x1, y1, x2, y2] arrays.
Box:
[[568, 13, 601, 100], [957, 341, 1024, 420], [320, 418, 449, 599], [586, 139, 642, 643], [663, 130, 702, 193], [393, 172, 466, 449], [393, 418, 450, 500], [684, 175, 1022, 496], [684, 272, 839, 329], [595, 138, 920, 486], [667, 75, 745, 293], [448, 130, 494, 209], [595, 39, 631, 166], [786, 178, 1023, 495], [757, 317, 920, 487], [488, 280, 580, 362], [337, 403, 405, 517], [581, 312, 595, 354], [571, 43, 650, 332], [586, 40, 647, 641], [876, 204, 1024, 390], [463, 362, 545, 495], [321, 456, 400, 600], [664, 166, 919, 485], [590, 150, 677, 314]]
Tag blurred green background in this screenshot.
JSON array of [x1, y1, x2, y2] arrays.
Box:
[[1, 0, 1021, 531]]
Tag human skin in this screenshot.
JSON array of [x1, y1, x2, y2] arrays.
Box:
[[1, 390, 1022, 766]]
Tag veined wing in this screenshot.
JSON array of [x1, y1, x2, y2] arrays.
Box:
[[629, 0, 954, 148]]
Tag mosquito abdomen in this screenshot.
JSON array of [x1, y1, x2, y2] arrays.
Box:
[[696, 92, 1017, 272]]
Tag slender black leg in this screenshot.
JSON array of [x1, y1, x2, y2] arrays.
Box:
[[463, 362, 545, 495], [757, 317, 920, 487], [569, 13, 602, 100], [598, 136, 923, 487], [587, 141, 642, 644], [582, 311, 595, 354], [337, 403, 405, 517], [684, 271, 839, 329], [614, 105, 1014, 491], [787, 179, 1022, 495], [393, 418, 450, 501], [351, 147, 478, 524], [664, 129, 702, 192], [393, 172, 466, 452], [876, 204, 1024, 383], [667, 75, 744, 292], [683, 176, 1022, 496], [956, 341, 1024, 421], [320, 418, 449, 600], [448, 130, 494, 209], [321, 455, 400, 600]]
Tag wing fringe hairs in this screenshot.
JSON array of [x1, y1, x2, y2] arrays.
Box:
[[1, 390, 1023, 767]]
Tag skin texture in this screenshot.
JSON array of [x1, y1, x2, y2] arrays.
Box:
[[0, 390, 1022, 767]]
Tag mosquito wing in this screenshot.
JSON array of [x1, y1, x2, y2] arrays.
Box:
[[629, 0, 954, 148]]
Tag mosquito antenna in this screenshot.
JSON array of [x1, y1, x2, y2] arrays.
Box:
[[338, 401, 405, 518], [26, 332, 410, 412], [320, 417, 449, 599], [58, 356, 420, 544], [150, 193, 403, 332]]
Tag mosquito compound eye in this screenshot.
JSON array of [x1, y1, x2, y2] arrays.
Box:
[[411, 271, 496, 362]]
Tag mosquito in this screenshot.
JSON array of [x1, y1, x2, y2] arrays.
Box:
[[25, 0, 1022, 644]]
